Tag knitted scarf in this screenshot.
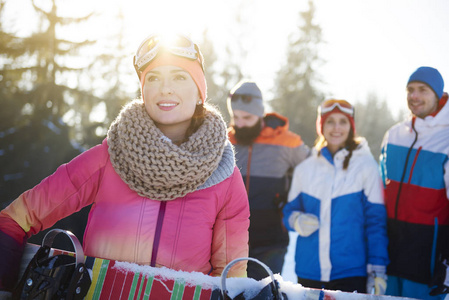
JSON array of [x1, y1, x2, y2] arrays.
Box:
[[107, 99, 228, 201]]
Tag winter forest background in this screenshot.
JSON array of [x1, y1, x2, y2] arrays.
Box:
[[0, 0, 403, 250]]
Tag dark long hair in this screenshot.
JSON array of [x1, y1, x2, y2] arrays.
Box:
[[178, 103, 209, 145]]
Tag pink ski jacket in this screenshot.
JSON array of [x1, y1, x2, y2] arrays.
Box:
[[1, 139, 250, 278]]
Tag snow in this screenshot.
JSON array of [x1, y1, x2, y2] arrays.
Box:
[[111, 231, 422, 299], [14, 240, 422, 299], [114, 255, 417, 300]]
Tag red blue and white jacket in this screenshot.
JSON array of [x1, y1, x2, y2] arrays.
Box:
[[380, 94, 449, 284]]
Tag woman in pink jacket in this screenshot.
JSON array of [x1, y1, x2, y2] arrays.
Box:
[[0, 33, 250, 293]]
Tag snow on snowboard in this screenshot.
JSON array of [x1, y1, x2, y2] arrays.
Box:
[[13, 229, 418, 300]]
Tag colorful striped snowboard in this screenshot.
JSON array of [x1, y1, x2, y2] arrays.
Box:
[[19, 243, 222, 300], [83, 257, 222, 300], [19, 243, 419, 300]]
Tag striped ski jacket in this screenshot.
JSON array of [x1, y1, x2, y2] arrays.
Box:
[[380, 94, 449, 284], [283, 139, 389, 282]]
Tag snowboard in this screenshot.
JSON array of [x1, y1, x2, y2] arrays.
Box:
[[18, 243, 418, 300], [19, 243, 221, 300]]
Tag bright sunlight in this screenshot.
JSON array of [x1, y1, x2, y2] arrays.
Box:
[[4, 0, 449, 117]]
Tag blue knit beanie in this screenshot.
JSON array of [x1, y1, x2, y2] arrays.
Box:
[[407, 66, 444, 99]]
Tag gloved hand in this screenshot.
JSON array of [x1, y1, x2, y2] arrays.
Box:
[[366, 264, 387, 295], [288, 211, 319, 237], [430, 258, 449, 295]]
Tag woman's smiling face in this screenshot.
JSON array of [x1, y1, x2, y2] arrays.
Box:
[[322, 112, 350, 154], [142, 65, 200, 139]]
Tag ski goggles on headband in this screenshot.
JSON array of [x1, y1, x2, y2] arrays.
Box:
[[229, 93, 258, 103], [133, 34, 204, 77], [318, 99, 355, 117]]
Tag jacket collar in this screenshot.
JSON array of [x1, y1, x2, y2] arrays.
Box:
[[260, 112, 289, 138], [409, 93, 449, 129]]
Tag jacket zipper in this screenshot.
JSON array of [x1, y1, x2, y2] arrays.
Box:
[[150, 201, 167, 267], [407, 147, 422, 184], [394, 119, 418, 219]]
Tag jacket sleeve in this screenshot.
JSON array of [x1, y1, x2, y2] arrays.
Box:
[[363, 158, 390, 267], [1, 142, 108, 238], [289, 142, 310, 169], [287, 163, 304, 203], [282, 199, 301, 232], [282, 164, 304, 231], [379, 130, 390, 188], [0, 142, 109, 291], [210, 167, 249, 278]]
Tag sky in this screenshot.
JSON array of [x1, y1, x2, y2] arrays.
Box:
[[3, 0, 449, 118]]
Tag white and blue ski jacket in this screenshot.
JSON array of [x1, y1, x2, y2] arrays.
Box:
[[283, 138, 389, 282]]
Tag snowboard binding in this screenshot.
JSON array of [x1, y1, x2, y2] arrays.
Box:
[[13, 229, 91, 300], [220, 257, 287, 300]]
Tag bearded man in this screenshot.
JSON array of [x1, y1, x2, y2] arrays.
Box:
[[227, 80, 310, 280]]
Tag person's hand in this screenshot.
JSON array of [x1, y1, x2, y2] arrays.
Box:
[[288, 211, 319, 237], [430, 258, 449, 295], [366, 264, 387, 295]]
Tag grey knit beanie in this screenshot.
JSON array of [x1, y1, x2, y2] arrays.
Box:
[[227, 80, 265, 117]]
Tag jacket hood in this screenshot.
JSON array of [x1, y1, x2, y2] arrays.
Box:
[[227, 112, 303, 148], [260, 112, 290, 138]]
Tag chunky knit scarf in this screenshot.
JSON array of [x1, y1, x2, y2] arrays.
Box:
[[107, 99, 229, 201]]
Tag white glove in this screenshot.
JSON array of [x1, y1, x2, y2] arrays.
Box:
[[288, 211, 319, 237], [366, 264, 387, 295]]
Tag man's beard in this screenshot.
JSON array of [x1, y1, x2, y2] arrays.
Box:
[[233, 119, 263, 146]]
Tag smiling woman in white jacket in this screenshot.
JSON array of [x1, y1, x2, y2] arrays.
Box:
[[283, 99, 389, 295]]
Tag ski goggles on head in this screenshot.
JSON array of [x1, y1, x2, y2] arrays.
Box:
[[133, 34, 204, 77], [318, 99, 354, 117], [229, 93, 257, 103]]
